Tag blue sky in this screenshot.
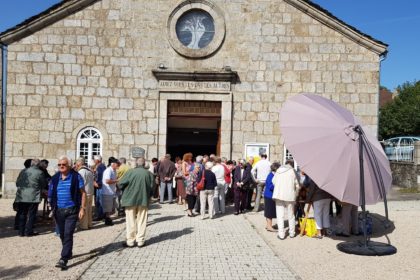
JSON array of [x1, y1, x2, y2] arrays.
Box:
[[0, 0, 418, 91]]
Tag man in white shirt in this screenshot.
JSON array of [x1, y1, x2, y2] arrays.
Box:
[[251, 154, 271, 212], [211, 157, 226, 215], [102, 157, 119, 226]]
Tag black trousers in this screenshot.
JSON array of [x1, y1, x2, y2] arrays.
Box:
[[55, 207, 79, 261], [246, 187, 254, 209], [234, 187, 247, 213], [18, 202, 38, 236], [186, 194, 196, 210]]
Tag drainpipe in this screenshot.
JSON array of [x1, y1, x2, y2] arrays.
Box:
[[1, 43, 8, 197], [230, 86, 234, 160], [377, 51, 388, 139]]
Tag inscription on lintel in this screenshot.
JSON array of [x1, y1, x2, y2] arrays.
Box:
[[158, 80, 231, 92]]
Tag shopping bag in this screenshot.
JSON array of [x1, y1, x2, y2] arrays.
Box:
[[299, 217, 317, 237]]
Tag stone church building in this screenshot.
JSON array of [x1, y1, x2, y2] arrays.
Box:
[[0, 0, 387, 196]]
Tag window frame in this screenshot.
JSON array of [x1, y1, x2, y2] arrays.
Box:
[[76, 127, 103, 163]]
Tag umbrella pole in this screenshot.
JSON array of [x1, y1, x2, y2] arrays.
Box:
[[336, 126, 397, 256], [357, 126, 368, 247]]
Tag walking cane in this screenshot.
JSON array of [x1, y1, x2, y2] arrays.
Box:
[[300, 203, 312, 237]]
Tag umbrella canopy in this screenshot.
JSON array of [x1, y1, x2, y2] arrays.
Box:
[[280, 93, 392, 206]]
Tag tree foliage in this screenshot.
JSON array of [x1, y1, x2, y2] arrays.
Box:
[[379, 81, 420, 139]]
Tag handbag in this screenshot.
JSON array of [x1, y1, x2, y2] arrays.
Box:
[[196, 170, 205, 191], [299, 217, 317, 237]]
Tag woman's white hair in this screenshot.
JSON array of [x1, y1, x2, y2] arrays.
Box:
[[205, 161, 213, 170]]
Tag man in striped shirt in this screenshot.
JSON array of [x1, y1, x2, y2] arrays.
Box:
[[49, 156, 86, 270]]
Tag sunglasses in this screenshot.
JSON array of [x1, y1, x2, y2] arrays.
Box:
[[57, 163, 68, 167]]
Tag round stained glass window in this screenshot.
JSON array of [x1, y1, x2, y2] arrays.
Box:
[[175, 9, 215, 50]]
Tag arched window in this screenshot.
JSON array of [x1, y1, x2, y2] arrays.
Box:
[[77, 127, 102, 163]]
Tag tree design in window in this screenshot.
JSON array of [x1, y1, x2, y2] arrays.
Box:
[[176, 9, 215, 49]]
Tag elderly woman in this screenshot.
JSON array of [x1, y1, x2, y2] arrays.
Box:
[[272, 160, 300, 240], [304, 175, 332, 239], [183, 153, 199, 217], [174, 157, 186, 206], [182, 153, 193, 211], [200, 161, 217, 219], [263, 162, 281, 232]]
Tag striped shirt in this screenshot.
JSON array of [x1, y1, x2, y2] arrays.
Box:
[[56, 172, 84, 209]]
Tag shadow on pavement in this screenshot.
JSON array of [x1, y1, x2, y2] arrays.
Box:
[[329, 212, 396, 242], [0, 214, 54, 239], [144, 227, 194, 247], [66, 244, 123, 269], [90, 218, 125, 230], [0, 265, 42, 279], [147, 215, 184, 226]]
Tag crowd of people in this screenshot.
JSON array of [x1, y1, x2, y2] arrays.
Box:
[[13, 152, 360, 270]]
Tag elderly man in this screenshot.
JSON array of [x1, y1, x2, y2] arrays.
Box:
[[15, 159, 47, 237], [102, 157, 119, 226], [211, 157, 226, 215], [116, 157, 131, 216], [157, 154, 176, 204], [232, 159, 251, 215], [244, 156, 255, 210], [49, 156, 86, 270], [93, 155, 106, 221], [118, 157, 153, 247], [75, 157, 95, 230], [251, 154, 271, 212]]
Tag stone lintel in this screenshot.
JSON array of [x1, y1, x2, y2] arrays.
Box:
[[152, 70, 240, 84]]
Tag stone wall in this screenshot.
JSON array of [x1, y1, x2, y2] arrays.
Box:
[[391, 142, 420, 188], [390, 162, 420, 189], [3, 0, 382, 196]]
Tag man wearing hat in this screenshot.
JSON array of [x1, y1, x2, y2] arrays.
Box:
[[102, 157, 119, 226]]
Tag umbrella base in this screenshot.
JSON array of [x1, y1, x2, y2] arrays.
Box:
[[337, 241, 397, 256]]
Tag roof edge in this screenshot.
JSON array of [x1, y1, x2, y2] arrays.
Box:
[[0, 0, 100, 45], [285, 0, 388, 56]]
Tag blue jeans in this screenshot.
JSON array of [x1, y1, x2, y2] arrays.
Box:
[[55, 207, 78, 261], [159, 181, 173, 203], [95, 188, 104, 219]]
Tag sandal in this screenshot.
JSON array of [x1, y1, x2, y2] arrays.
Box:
[[312, 235, 323, 239], [265, 227, 277, 232]]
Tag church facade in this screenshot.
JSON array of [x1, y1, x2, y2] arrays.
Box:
[[0, 0, 387, 197]]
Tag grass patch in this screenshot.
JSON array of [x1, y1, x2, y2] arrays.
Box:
[[398, 188, 420, 194]]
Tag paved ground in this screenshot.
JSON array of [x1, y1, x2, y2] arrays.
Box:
[[81, 203, 299, 280], [245, 200, 420, 280], [1, 186, 419, 280], [0, 199, 125, 280]]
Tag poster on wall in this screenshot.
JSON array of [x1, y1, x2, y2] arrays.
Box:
[[244, 143, 270, 166]]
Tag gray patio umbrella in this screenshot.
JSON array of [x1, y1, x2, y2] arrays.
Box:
[[280, 93, 396, 256]]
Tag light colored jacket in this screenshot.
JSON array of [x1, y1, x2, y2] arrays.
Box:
[[79, 166, 94, 195], [272, 164, 299, 202]]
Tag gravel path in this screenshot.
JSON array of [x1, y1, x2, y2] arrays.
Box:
[[0, 199, 125, 280], [244, 200, 420, 280]]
